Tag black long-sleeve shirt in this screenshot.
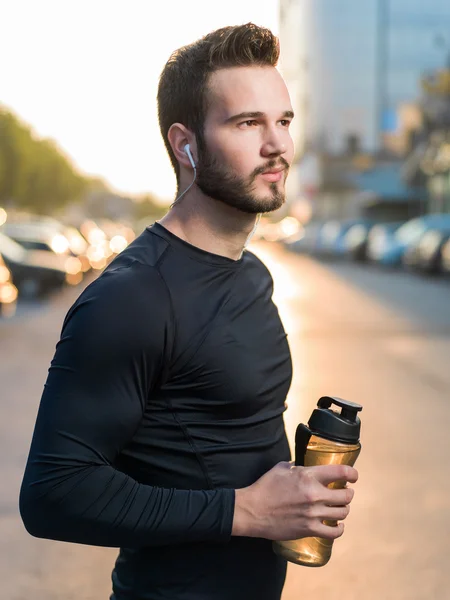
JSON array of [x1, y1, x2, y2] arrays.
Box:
[[20, 223, 293, 600]]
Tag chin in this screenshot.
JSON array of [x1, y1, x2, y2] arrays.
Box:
[[257, 195, 285, 214]]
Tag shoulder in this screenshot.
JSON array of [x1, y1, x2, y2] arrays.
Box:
[[79, 261, 169, 312], [62, 262, 172, 352], [109, 226, 170, 270], [243, 250, 273, 280]]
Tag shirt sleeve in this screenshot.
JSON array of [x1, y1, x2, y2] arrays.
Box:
[[19, 263, 235, 548]]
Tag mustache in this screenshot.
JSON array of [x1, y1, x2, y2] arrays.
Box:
[[251, 157, 290, 178]]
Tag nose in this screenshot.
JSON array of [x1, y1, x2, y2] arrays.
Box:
[[260, 124, 288, 158]]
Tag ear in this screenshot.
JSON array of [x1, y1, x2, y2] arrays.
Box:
[[168, 123, 197, 169]]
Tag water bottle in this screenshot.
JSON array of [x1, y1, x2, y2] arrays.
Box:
[[273, 396, 362, 567]]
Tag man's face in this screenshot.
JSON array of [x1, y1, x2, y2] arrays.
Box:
[[196, 66, 295, 214]]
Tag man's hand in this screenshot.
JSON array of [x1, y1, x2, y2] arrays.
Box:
[[232, 462, 358, 541]]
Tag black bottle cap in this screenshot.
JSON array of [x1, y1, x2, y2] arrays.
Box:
[[308, 396, 362, 444]]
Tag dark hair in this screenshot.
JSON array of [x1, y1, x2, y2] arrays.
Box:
[[157, 23, 280, 181]]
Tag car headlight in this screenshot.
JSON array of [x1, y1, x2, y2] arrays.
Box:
[[87, 227, 106, 245], [50, 234, 70, 254], [109, 235, 128, 254], [64, 256, 82, 275]]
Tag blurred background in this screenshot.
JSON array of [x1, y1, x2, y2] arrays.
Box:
[[1, 1, 450, 599]]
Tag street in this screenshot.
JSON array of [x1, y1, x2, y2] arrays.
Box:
[[1, 241, 450, 599]]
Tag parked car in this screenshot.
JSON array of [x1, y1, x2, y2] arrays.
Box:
[[366, 214, 450, 266], [0, 253, 18, 317], [0, 232, 79, 297], [3, 221, 70, 253], [366, 221, 405, 263], [2, 221, 89, 279], [403, 226, 450, 274], [315, 219, 372, 258], [344, 221, 404, 262]]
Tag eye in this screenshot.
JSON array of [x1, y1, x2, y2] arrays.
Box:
[[280, 119, 291, 127], [240, 120, 258, 127]]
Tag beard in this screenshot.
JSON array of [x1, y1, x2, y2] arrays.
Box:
[[195, 142, 290, 215]]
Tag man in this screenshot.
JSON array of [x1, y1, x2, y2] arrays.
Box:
[[20, 23, 358, 600]]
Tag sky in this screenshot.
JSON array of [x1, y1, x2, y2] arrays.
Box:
[[1, 0, 280, 203]]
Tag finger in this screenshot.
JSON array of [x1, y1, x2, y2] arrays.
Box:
[[313, 520, 345, 540], [309, 464, 358, 486], [323, 486, 354, 506], [315, 504, 350, 522]]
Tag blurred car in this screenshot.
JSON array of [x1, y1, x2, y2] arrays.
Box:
[[3, 221, 71, 253], [0, 253, 18, 317], [0, 232, 80, 297], [367, 214, 450, 266], [315, 218, 372, 258], [344, 221, 404, 262], [2, 221, 89, 278], [403, 226, 450, 274], [366, 221, 406, 263]]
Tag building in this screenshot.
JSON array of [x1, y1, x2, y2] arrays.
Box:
[[279, 0, 450, 156]]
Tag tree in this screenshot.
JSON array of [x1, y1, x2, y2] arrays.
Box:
[[0, 107, 87, 214]]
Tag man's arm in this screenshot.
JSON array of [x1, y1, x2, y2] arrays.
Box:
[[19, 265, 234, 548]]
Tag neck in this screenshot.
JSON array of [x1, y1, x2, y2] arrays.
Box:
[[158, 189, 260, 261]]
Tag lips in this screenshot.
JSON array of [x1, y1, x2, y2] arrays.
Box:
[[262, 166, 285, 174], [260, 169, 284, 183]]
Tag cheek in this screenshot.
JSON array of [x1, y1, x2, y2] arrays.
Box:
[[205, 129, 261, 166], [229, 148, 256, 175], [208, 135, 256, 176], [284, 132, 295, 164]]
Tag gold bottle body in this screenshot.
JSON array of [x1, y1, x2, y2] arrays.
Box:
[[272, 435, 361, 567]]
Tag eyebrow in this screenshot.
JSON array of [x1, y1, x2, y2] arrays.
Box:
[[225, 110, 294, 123]]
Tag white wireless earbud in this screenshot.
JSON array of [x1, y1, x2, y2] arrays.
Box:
[[184, 143, 196, 169]]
